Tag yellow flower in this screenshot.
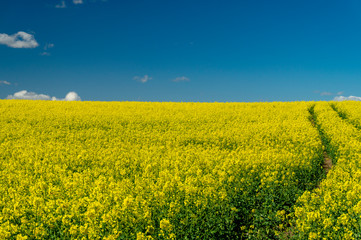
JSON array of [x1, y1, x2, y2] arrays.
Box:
[[160, 219, 172, 231]]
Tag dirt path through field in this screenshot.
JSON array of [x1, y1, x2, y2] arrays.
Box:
[[322, 151, 332, 174], [308, 105, 333, 176]]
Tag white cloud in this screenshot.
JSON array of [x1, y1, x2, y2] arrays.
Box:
[[134, 75, 152, 83], [0, 32, 39, 48], [52, 91, 81, 101], [173, 76, 190, 82], [334, 96, 361, 101], [0, 80, 11, 85], [55, 1, 66, 8], [7, 90, 81, 101], [7, 90, 51, 100], [73, 0, 84, 4], [64, 92, 81, 101], [336, 91, 344, 95]]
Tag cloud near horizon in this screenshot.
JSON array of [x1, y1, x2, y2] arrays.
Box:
[[0, 32, 39, 48], [315, 91, 344, 96], [334, 95, 361, 101], [62, 92, 82, 101], [337, 91, 344, 95], [6, 90, 81, 101]]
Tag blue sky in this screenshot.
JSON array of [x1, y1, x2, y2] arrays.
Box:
[[1, 0, 361, 102]]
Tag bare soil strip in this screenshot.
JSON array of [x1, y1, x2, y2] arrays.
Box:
[[322, 151, 332, 174]]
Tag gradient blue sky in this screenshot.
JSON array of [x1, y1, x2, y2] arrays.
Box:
[[1, 0, 361, 102]]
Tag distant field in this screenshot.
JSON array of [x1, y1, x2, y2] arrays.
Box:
[[0, 100, 360, 239]]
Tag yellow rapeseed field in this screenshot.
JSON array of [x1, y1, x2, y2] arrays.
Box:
[[293, 102, 361, 239], [2, 100, 356, 239]]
